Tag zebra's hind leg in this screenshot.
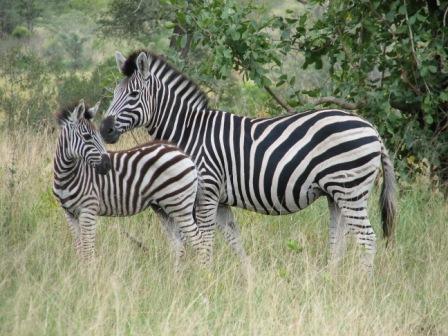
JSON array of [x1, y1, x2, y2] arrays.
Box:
[[327, 197, 348, 266], [158, 214, 186, 271], [339, 202, 376, 274], [216, 205, 252, 270], [64, 211, 81, 255]]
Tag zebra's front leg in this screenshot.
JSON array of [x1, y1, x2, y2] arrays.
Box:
[[158, 213, 186, 271], [216, 205, 251, 267], [64, 211, 81, 255], [78, 208, 98, 263], [327, 197, 348, 266]]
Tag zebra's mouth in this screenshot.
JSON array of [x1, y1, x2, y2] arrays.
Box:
[[100, 116, 121, 144]]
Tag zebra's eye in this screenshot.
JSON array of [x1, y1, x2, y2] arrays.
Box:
[[82, 133, 92, 141], [129, 91, 139, 98]]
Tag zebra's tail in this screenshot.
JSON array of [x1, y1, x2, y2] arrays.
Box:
[[379, 139, 397, 245]]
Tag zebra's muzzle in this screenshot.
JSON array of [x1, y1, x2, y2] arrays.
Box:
[[100, 116, 120, 144], [95, 154, 112, 175]]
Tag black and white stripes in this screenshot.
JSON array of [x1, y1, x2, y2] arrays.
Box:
[[53, 100, 206, 266], [101, 50, 397, 271]]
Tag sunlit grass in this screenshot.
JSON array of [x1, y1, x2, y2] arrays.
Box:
[[1, 129, 447, 335]]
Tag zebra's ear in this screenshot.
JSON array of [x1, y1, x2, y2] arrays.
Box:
[[85, 101, 100, 119], [136, 51, 149, 78], [73, 99, 86, 122], [115, 51, 126, 73]]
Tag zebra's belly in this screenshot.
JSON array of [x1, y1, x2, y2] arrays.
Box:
[[224, 180, 323, 215], [97, 197, 150, 217]]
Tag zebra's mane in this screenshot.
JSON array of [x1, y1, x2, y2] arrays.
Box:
[[55, 102, 95, 126], [122, 50, 209, 109]]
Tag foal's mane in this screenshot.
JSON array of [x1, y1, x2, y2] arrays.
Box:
[[55, 102, 95, 126]]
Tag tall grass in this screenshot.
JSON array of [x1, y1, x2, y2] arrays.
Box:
[[0, 128, 447, 335]]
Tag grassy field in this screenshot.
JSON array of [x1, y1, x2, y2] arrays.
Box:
[[0, 128, 447, 336]]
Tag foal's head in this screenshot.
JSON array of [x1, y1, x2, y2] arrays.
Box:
[[56, 100, 111, 175]]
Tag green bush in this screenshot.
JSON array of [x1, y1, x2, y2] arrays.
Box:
[[11, 25, 30, 39]]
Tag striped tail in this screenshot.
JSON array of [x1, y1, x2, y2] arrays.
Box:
[[379, 139, 397, 245]]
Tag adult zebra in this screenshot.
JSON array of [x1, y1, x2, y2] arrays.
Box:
[[100, 50, 397, 272], [53, 100, 206, 267]]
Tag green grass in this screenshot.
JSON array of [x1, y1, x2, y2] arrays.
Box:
[[1, 129, 447, 335]]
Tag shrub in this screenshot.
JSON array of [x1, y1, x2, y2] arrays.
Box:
[[11, 25, 30, 39]]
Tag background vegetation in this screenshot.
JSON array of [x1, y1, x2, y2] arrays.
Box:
[[0, 0, 447, 335], [1, 0, 447, 184]]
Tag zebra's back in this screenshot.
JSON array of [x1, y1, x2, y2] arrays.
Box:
[[212, 109, 382, 214]]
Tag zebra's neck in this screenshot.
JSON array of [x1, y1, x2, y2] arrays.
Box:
[[144, 62, 209, 149], [53, 137, 94, 198], [148, 94, 210, 150]]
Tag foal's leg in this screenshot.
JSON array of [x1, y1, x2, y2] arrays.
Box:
[[65, 211, 81, 255], [78, 208, 97, 262], [158, 213, 186, 271]]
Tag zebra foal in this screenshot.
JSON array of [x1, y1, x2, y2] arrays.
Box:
[[53, 100, 205, 267]]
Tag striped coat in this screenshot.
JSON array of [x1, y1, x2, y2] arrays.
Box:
[[100, 51, 397, 272]]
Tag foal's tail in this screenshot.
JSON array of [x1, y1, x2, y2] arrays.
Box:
[[379, 139, 397, 245]]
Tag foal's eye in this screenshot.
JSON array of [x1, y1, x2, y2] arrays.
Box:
[[82, 134, 92, 141], [129, 91, 139, 98]]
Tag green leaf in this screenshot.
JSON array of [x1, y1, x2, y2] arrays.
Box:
[[180, 35, 188, 49], [424, 114, 433, 125], [286, 239, 303, 253], [289, 76, 296, 85], [439, 91, 448, 102], [231, 30, 240, 41], [276, 80, 286, 87]]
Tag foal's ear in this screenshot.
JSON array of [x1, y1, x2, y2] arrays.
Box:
[[115, 51, 126, 73], [136, 51, 150, 78], [72, 99, 86, 122], [85, 101, 100, 119]]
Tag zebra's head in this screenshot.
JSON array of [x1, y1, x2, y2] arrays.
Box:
[[101, 50, 159, 144], [56, 100, 112, 175]]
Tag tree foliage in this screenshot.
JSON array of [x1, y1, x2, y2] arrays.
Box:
[[288, 0, 448, 185], [99, 0, 167, 43], [0, 49, 56, 129]]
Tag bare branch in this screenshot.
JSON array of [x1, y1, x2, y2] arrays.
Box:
[[311, 96, 360, 110], [133, 0, 143, 13], [404, 0, 431, 94], [121, 229, 149, 253], [444, 5, 448, 27], [264, 86, 295, 113], [264, 85, 360, 112]]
